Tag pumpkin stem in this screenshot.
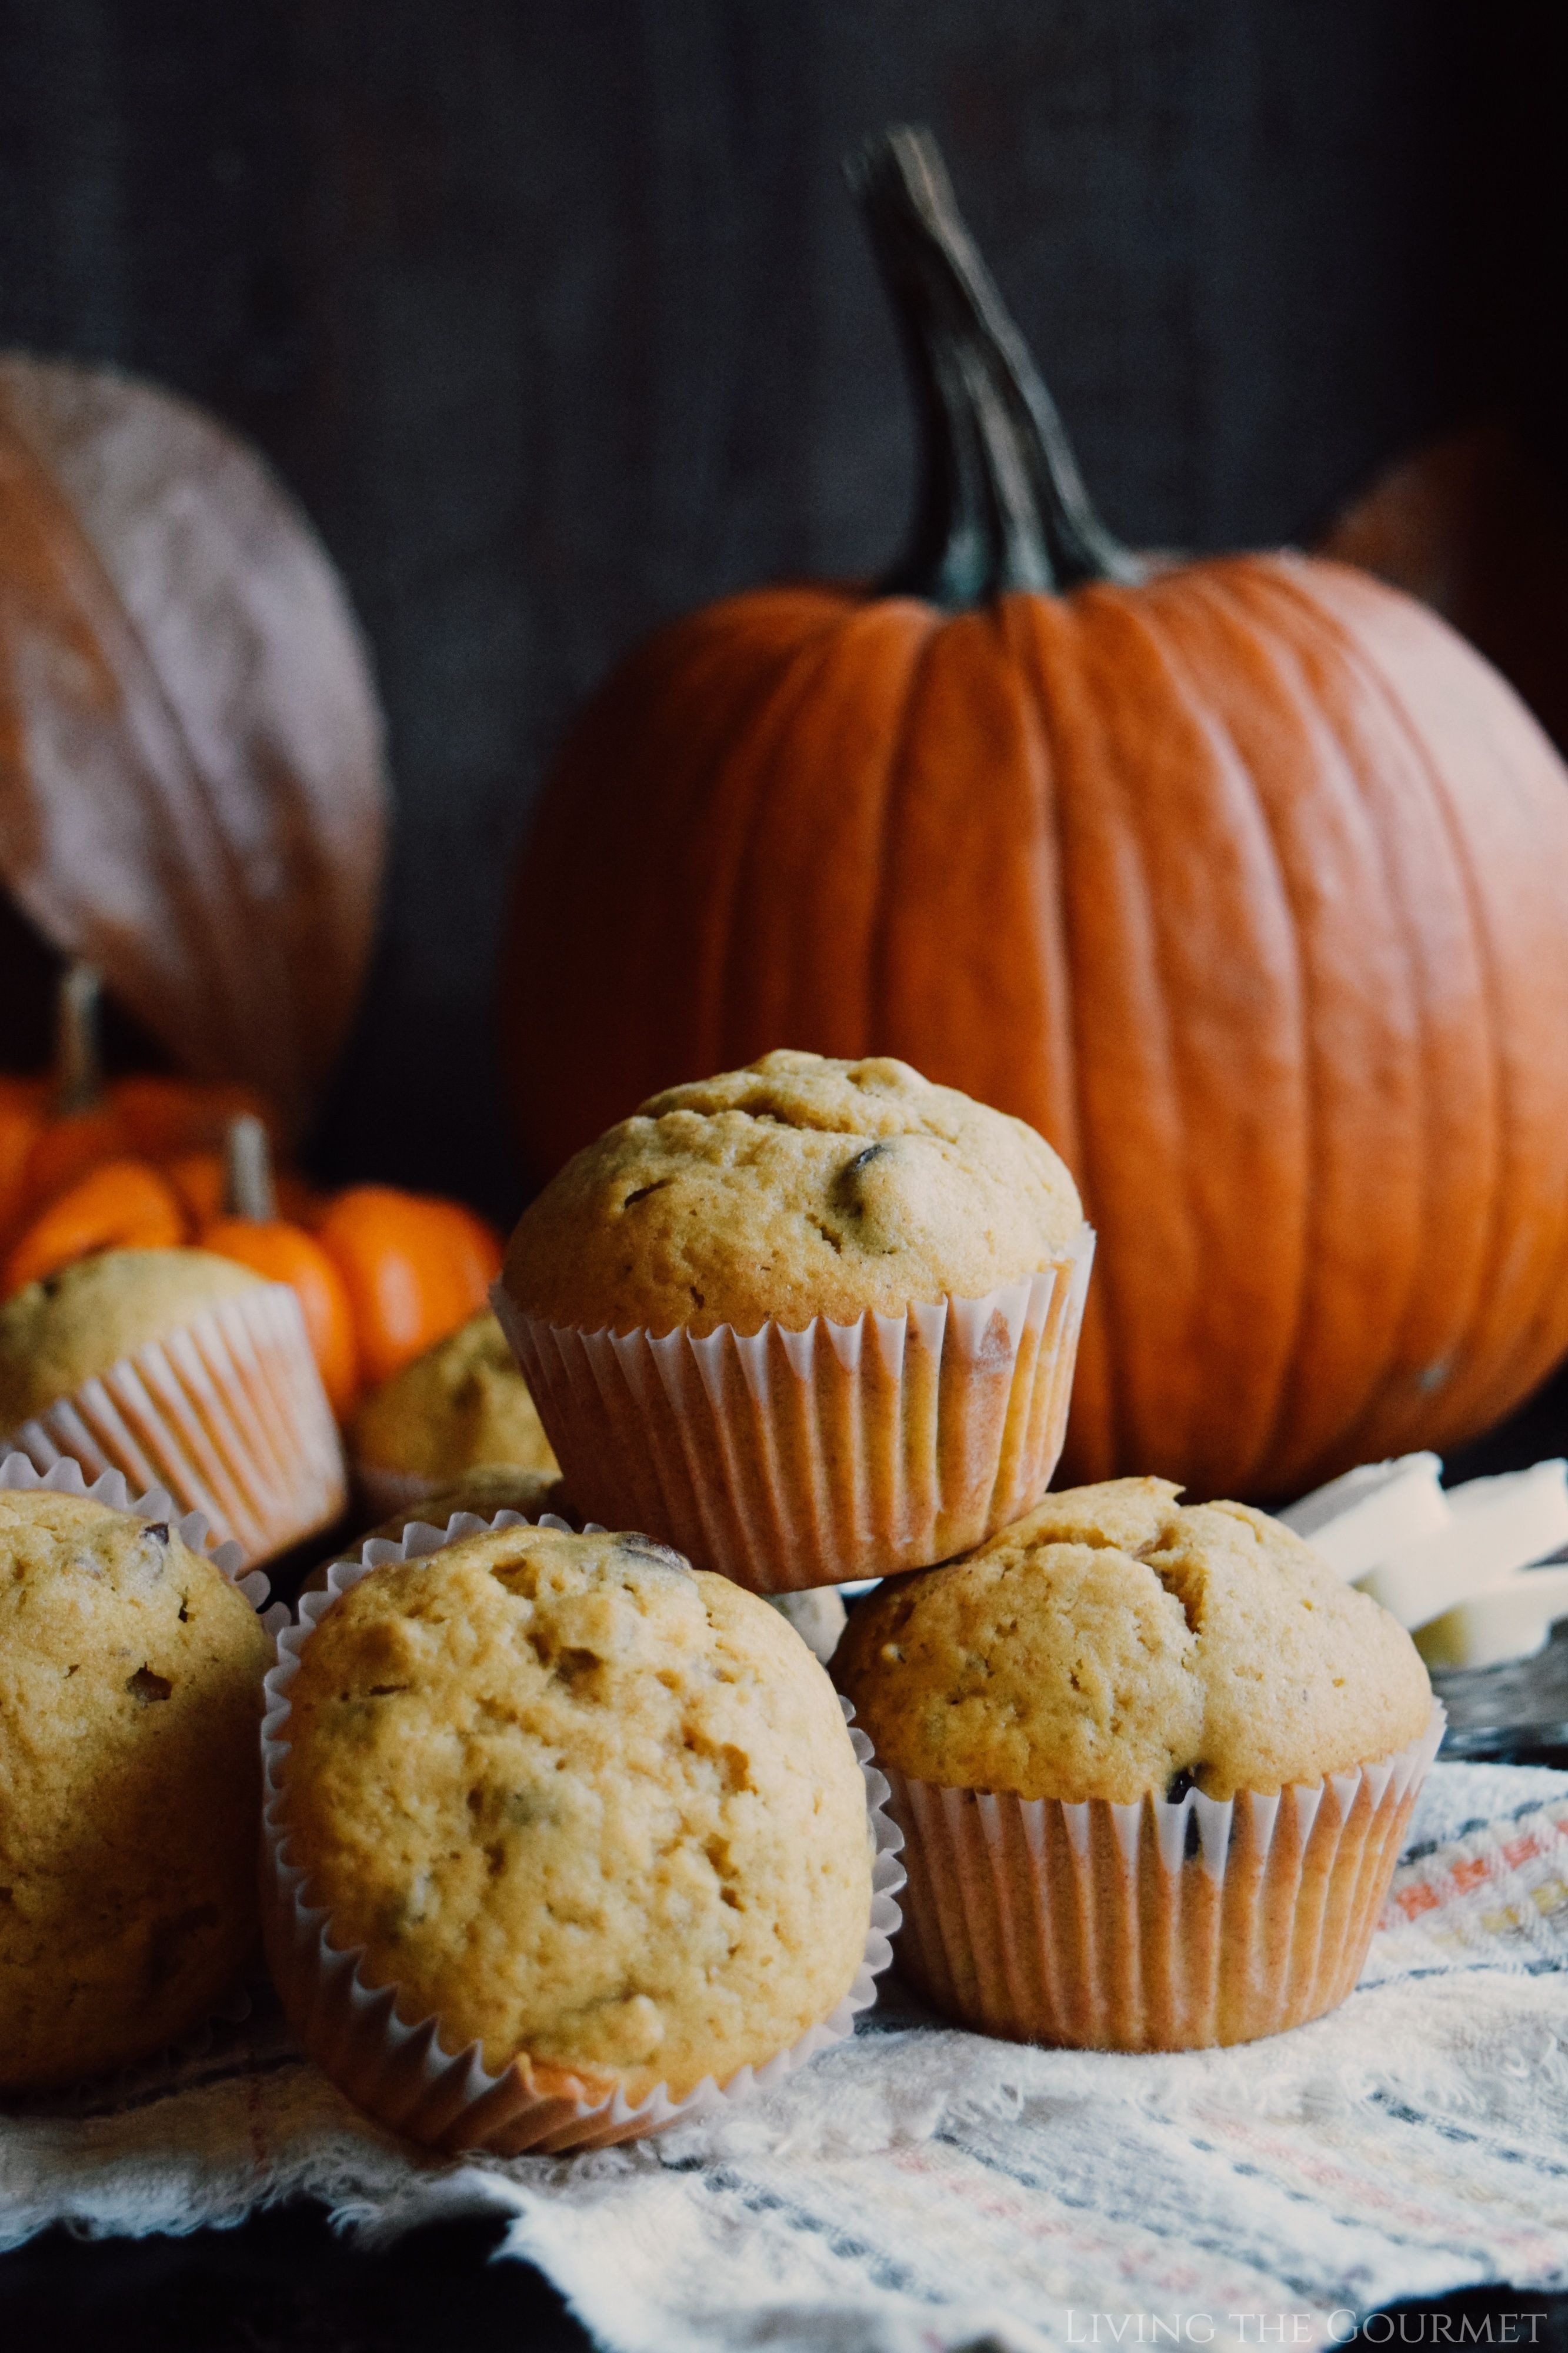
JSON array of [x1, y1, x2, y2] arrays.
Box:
[[846, 125, 1141, 605], [225, 1114, 276, 1221], [55, 963, 105, 1115]]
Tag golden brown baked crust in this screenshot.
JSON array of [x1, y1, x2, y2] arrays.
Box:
[[836, 1478, 1433, 1802], [502, 1049, 1083, 1338], [350, 1311, 558, 1482], [0, 1249, 265, 1430], [279, 1522, 872, 2100], [0, 1488, 272, 2088]]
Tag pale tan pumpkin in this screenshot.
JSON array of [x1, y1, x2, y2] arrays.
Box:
[[0, 356, 388, 1134]]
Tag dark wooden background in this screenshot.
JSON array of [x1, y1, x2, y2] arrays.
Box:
[[1, 8, 1566, 2329], [0, 0, 1554, 1220]]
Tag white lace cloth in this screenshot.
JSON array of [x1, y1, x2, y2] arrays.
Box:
[[5, 1762, 1567, 2352]]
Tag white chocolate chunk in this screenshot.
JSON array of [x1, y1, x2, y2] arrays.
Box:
[[1356, 1461, 1568, 1629], [1414, 1566, 1568, 1672], [1279, 1451, 1447, 1578]]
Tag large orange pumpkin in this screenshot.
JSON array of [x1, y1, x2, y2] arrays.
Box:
[[501, 126, 1568, 1502]]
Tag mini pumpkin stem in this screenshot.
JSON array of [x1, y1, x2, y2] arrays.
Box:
[[224, 1114, 277, 1221], [54, 962, 104, 1115], [846, 125, 1142, 607]]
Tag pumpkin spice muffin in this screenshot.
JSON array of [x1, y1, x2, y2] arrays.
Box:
[[839, 1476, 1432, 1801], [349, 1309, 557, 1518], [0, 1248, 345, 1566], [503, 1048, 1082, 1337], [299, 1484, 844, 1665], [265, 1520, 876, 2138], [0, 1486, 272, 2089], [836, 1478, 1439, 2052], [497, 1050, 1093, 1590], [0, 1249, 263, 1429]]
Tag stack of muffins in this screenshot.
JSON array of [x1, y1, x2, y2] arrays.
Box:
[[481, 1050, 1437, 2057], [0, 1046, 1440, 2144]]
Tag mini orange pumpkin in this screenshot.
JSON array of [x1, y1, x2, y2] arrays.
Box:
[[198, 1118, 359, 1418], [314, 1187, 504, 1391], [8, 966, 283, 1227], [165, 1145, 319, 1231], [0, 1084, 44, 1238], [114, 1073, 279, 1164], [4, 1156, 185, 1294]]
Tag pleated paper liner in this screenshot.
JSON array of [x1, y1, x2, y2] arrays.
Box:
[[262, 1508, 906, 2155], [1, 1282, 346, 1568], [492, 1225, 1095, 1594], [885, 1702, 1444, 2051]]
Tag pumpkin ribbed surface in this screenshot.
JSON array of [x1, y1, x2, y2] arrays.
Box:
[[506, 551, 1568, 1499]]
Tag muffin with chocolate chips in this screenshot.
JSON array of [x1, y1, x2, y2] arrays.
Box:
[[0, 1487, 272, 2089], [348, 1309, 559, 1520], [836, 1477, 1438, 2052], [502, 1048, 1083, 1338], [496, 1051, 1093, 1590], [264, 1519, 876, 2143]]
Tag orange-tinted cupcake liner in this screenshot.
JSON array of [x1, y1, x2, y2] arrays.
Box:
[[261, 1508, 905, 2154], [2, 1283, 345, 1568], [492, 1226, 1093, 1592], [883, 1704, 1444, 2051]]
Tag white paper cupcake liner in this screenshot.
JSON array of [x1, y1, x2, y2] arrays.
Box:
[[885, 1702, 1444, 2051], [492, 1225, 1094, 1593], [262, 1508, 906, 2154], [2, 1283, 346, 1569]]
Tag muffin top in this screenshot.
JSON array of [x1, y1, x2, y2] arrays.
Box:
[[0, 1488, 273, 2088], [279, 1521, 872, 2100], [351, 1311, 558, 1482], [503, 1049, 1083, 1338], [836, 1478, 1432, 1804], [0, 1249, 265, 1430]]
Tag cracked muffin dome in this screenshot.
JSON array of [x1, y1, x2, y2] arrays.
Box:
[[273, 1521, 873, 2102], [835, 1478, 1432, 1804], [350, 1311, 558, 1484], [0, 1487, 273, 2089], [0, 1248, 266, 1431], [502, 1049, 1083, 1337]]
